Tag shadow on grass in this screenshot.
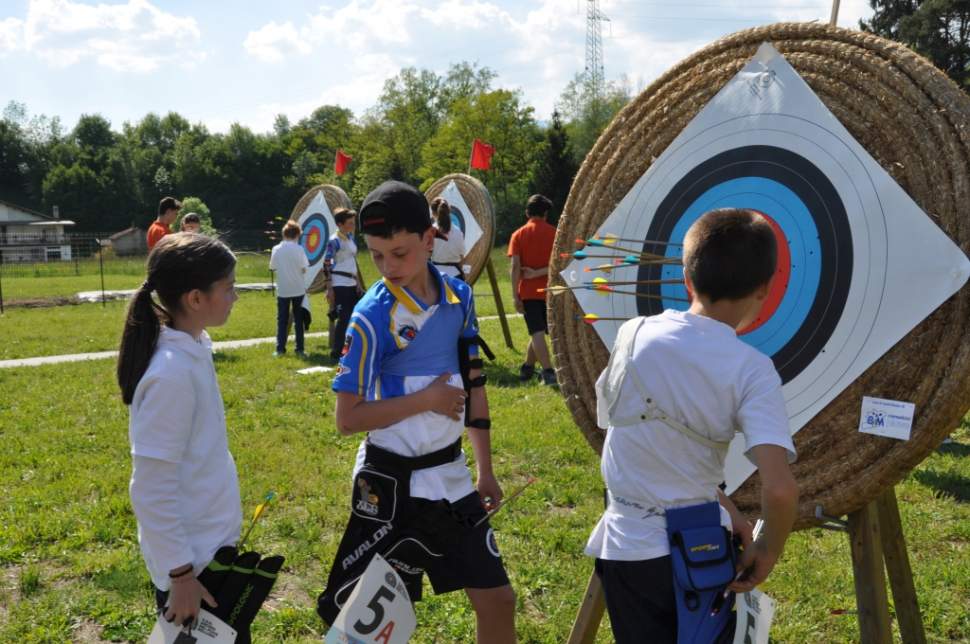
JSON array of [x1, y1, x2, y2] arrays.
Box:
[[212, 352, 240, 364], [937, 440, 970, 458], [912, 470, 970, 503]]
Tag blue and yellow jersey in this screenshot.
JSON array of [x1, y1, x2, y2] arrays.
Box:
[[332, 264, 480, 502]]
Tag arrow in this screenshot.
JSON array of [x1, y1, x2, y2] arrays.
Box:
[[562, 250, 668, 262], [474, 477, 538, 527], [580, 313, 631, 324], [238, 491, 276, 552], [584, 258, 681, 272], [589, 277, 683, 286], [594, 233, 683, 247]]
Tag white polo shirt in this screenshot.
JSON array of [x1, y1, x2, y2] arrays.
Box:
[[128, 326, 242, 590], [324, 231, 359, 288], [270, 239, 310, 297], [586, 310, 796, 562]]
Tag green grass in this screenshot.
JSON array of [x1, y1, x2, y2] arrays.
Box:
[[0, 253, 276, 301], [2, 254, 968, 642], [0, 248, 516, 361]]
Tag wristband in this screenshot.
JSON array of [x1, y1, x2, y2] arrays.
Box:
[[169, 565, 193, 579]]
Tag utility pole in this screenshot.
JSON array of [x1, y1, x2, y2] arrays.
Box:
[[585, 0, 610, 101]]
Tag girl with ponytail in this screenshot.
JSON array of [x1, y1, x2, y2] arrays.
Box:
[[118, 233, 242, 628], [430, 197, 466, 281]]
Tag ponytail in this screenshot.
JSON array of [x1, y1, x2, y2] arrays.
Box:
[[117, 283, 164, 404], [431, 198, 451, 234], [117, 233, 236, 405]]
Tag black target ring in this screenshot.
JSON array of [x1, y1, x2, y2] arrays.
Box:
[[638, 145, 853, 383]]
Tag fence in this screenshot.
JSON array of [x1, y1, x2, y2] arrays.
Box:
[[0, 230, 275, 312]]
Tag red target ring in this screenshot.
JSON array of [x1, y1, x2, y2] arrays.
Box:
[[739, 211, 791, 335]]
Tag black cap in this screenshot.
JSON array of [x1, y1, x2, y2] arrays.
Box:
[[359, 180, 431, 236]]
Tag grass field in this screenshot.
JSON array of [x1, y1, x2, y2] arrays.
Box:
[[0, 249, 515, 361], [1, 254, 968, 642]]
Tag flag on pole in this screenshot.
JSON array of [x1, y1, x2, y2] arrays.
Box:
[[470, 139, 495, 171], [334, 149, 353, 175]]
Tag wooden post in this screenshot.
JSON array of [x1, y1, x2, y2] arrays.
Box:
[[830, 0, 841, 26], [485, 256, 515, 350], [847, 503, 893, 644], [567, 569, 606, 644], [875, 488, 926, 644]]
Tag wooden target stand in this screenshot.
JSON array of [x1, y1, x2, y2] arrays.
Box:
[[484, 256, 515, 350], [567, 486, 926, 644]]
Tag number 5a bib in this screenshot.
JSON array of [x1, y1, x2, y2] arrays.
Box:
[[325, 554, 417, 644]]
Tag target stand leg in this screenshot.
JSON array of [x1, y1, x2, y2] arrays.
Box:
[[567, 568, 606, 644], [484, 256, 515, 350], [843, 486, 926, 644]]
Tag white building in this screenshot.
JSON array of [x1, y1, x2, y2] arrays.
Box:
[[0, 200, 75, 263]]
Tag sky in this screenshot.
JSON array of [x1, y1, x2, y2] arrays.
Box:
[[0, 0, 875, 134]]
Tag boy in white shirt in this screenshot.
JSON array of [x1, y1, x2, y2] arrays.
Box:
[[269, 221, 310, 356], [587, 208, 799, 644], [323, 208, 364, 361]]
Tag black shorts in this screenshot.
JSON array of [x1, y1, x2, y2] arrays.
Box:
[[415, 492, 510, 596], [522, 299, 547, 335], [595, 557, 735, 644], [321, 489, 509, 621]]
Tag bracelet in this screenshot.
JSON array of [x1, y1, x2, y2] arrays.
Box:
[[169, 565, 193, 579]]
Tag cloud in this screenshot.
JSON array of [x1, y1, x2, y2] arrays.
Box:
[[7, 0, 202, 71], [0, 17, 24, 53], [240, 0, 875, 129], [243, 20, 312, 63]]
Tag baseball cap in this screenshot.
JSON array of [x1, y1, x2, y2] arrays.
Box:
[[359, 180, 432, 237]]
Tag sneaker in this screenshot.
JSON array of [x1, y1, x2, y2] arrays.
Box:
[[272, 350, 285, 357], [518, 364, 536, 381], [541, 368, 558, 386], [295, 350, 307, 358]]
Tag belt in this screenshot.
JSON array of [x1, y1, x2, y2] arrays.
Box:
[[364, 438, 462, 473]]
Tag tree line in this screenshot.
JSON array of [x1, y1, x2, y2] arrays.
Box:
[[0, 62, 629, 245]]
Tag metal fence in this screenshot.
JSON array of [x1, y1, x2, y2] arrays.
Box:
[[0, 230, 275, 312]]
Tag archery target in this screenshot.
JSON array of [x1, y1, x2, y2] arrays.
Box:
[[289, 184, 352, 293], [425, 174, 496, 284], [439, 179, 484, 254], [560, 43, 970, 493]]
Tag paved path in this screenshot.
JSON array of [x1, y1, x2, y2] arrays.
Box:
[[0, 314, 520, 369]]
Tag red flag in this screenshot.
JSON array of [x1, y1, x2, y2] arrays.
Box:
[[334, 149, 353, 176], [470, 138, 495, 171]]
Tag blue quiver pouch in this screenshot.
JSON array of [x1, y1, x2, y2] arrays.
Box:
[[666, 501, 737, 643]]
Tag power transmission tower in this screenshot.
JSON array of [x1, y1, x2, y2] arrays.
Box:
[[584, 0, 609, 100]]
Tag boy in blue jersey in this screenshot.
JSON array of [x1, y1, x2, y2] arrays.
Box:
[[317, 181, 516, 643]]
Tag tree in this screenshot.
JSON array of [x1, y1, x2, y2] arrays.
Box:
[[862, 1, 970, 90], [556, 73, 631, 165], [530, 112, 578, 223], [418, 89, 544, 240]]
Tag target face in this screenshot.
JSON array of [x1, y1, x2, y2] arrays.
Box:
[[295, 191, 336, 289], [562, 44, 970, 491], [440, 180, 483, 254]]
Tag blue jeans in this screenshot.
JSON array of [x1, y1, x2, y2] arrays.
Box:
[[276, 296, 304, 353]]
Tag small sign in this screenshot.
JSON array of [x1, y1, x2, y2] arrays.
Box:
[[148, 609, 236, 644], [325, 554, 416, 644], [733, 588, 776, 644], [859, 396, 915, 441]]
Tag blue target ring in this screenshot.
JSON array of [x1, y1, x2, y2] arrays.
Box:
[[299, 213, 330, 267], [450, 205, 467, 235], [638, 145, 853, 384], [659, 177, 822, 357]]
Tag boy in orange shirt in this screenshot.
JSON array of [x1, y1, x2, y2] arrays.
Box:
[[508, 194, 557, 386], [147, 196, 180, 250]]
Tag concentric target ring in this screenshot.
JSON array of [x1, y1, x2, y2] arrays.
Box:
[[638, 145, 853, 384], [300, 213, 330, 267]]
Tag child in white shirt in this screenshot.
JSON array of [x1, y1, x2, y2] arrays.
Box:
[[587, 208, 799, 644], [430, 197, 466, 280], [118, 233, 241, 628]]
